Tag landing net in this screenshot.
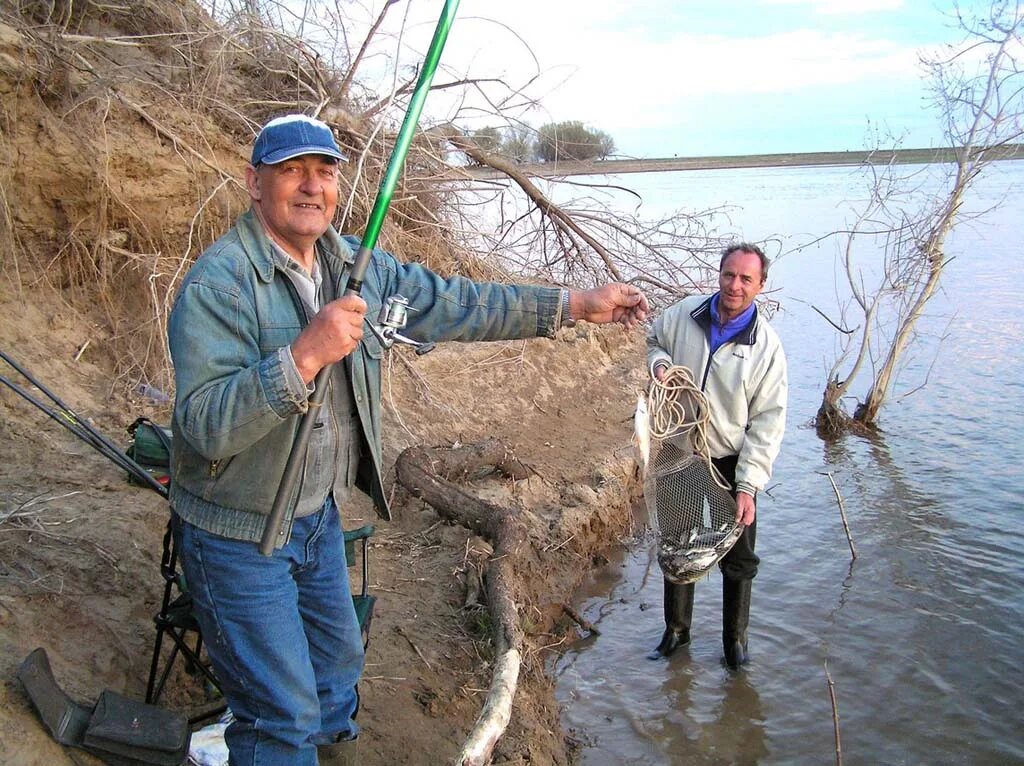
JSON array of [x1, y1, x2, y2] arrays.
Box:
[[643, 366, 742, 584]]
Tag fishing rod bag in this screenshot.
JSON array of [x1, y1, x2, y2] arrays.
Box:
[[18, 647, 190, 765]]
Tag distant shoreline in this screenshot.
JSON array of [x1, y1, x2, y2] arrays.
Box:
[[461, 144, 1024, 179]]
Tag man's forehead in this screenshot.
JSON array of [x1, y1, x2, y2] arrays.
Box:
[[722, 250, 761, 272]]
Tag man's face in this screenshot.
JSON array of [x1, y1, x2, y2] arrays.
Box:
[[246, 154, 339, 258], [717, 249, 764, 320]]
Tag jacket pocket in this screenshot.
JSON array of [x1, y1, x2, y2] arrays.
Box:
[[259, 325, 301, 355], [360, 329, 385, 359]]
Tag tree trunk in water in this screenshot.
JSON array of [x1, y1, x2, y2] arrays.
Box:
[[854, 209, 955, 427], [815, 377, 849, 438]]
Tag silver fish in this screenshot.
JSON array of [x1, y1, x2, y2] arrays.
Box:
[[659, 524, 744, 584], [633, 392, 650, 475]]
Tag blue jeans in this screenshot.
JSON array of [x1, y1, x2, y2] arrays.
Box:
[[174, 496, 363, 765]]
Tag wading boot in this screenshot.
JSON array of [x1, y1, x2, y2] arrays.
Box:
[[722, 577, 752, 669], [648, 578, 695, 659], [318, 736, 358, 766]]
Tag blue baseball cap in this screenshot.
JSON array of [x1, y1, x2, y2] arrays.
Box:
[[251, 114, 348, 166]]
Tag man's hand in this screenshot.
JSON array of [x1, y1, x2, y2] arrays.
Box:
[[569, 283, 649, 329], [291, 295, 368, 383], [736, 492, 756, 526]]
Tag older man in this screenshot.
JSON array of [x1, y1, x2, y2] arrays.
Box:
[[646, 243, 787, 669], [167, 114, 648, 766]]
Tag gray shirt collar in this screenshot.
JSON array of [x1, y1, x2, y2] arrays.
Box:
[[269, 240, 322, 314]]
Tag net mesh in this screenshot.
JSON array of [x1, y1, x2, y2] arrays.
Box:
[[641, 366, 743, 584]]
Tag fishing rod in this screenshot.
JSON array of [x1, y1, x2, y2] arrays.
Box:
[[259, 0, 460, 555], [0, 372, 120, 462], [0, 351, 169, 498]]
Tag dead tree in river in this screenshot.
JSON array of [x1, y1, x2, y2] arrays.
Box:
[[815, 2, 1024, 436]]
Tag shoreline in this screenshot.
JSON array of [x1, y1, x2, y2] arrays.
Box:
[[461, 144, 1024, 179]]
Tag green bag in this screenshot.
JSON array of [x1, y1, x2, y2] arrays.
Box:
[[126, 417, 171, 469]]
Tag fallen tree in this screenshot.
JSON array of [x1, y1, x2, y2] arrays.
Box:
[[440, 127, 732, 308]]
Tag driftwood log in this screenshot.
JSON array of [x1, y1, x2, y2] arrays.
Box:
[[395, 438, 530, 766]]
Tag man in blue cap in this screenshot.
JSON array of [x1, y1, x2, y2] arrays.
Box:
[[167, 113, 649, 766]]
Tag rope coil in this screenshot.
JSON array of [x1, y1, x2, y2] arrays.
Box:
[[647, 365, 730, 491]]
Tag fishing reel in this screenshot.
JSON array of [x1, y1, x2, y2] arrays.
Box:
[[366, 295, 435, 355]]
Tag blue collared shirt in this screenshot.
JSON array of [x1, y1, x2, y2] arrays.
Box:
[[709, 294, 756, 355]]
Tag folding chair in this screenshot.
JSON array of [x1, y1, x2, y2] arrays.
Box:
[[145, 519, 376, 723]]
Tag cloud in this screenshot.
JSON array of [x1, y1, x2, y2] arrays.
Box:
[[343, 1, 938, 153], [760, 0, 905, 14], [522, 29, 924, 134]]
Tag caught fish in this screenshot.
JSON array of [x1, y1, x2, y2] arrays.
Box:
[[659, 524, 744, 584], [633, 392, 651, 475], [659, 544, 719, 584], [645, 441, 744, 583]]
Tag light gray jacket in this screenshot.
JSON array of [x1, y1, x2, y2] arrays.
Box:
[[646, 294, 787, 496]]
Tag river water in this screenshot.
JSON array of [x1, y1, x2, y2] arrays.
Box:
[[549, 161, 1024, 765]]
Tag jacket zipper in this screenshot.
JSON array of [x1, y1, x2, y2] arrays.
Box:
[[701, 340, 716, 391]]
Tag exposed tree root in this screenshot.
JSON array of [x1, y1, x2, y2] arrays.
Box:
[[395, 438, 530, 766]]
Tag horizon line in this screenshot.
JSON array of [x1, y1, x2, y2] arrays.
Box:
[[460, 144, 1024, 179]]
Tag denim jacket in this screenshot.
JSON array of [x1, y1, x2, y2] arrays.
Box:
[[168, 209, 563, 547]]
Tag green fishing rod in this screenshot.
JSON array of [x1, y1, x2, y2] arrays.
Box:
[[260, 0, 460, 555]]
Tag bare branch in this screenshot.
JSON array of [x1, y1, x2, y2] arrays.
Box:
[[338, 0, 398, 101], [810, 304, 858, 335]]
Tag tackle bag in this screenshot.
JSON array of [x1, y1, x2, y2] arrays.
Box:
[[126, 417, 171, 486], [18, 647, 190, 765], [127, 418, 171, 468]]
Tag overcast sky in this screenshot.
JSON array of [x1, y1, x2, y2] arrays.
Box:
[[343, 0, 989, 158]]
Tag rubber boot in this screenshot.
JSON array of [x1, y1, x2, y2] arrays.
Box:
[[722, 577, 752, 669], [648, 578, 695, 659], [318, 736, 358, 766]]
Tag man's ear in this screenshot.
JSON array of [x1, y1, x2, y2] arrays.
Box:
[[245, 165, 261, 202]]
